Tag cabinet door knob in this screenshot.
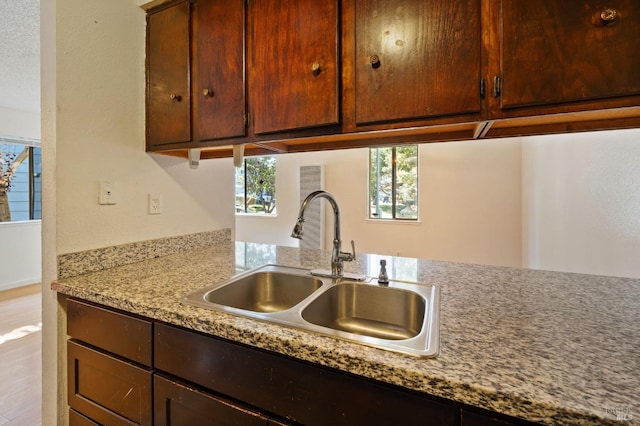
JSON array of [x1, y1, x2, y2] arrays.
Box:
[[169, 93, 182, 102], [369, 55, 381, 68], [311, 62, 322, 75], [600, 8, 618, 23], [202, 88, 213, 98]]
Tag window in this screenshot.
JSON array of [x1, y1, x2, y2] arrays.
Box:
[[235, 156, 276, 214], [369, 145, 418, 220], [1, 139, 42, 222]]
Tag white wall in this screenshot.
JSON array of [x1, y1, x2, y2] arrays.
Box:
[[53, 0, 234, 254], [0, 221, 41, 290], [238, 139, 523, 268], [42, 1, 235, 424], [522, 129, 640, 278], [0, 106, 40, 140], [40, 0, 57, 422]]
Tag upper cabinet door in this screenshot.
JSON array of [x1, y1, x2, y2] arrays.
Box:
[[147, 1, 191, 147], [354, 0, 481, 125], [500, 0, 640, 109], [249, 0, 340, 135], [194, 0, 246, 142]]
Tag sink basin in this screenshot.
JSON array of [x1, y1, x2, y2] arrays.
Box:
[[183, 264, 440, 358], [204, 270, 322, 313], [301, 283, 425, 340]]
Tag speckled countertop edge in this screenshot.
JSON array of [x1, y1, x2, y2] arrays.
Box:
[[52, 237, 639, 426]]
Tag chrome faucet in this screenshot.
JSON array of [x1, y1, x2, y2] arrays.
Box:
[[291, 190, 356, 278]]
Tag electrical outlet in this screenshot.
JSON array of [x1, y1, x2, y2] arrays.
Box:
[[99, 180, 116, 205], [148, 193, 162, 215]]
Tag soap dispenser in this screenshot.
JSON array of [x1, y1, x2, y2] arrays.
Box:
[[378, 259, 389, 285]]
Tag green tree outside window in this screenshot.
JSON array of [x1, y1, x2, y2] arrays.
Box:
[[235, 156, 276, 214], [369, 146, 418, 220]]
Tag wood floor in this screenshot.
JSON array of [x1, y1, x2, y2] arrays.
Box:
[[0, 284, 42, 426]]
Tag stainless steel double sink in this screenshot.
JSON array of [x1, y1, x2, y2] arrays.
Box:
[[183, 264, 440, 358]]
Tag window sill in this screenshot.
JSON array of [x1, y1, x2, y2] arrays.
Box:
[[365, 218, 421, 225], [0, 219, 42, 227], [235, 213, 278, 218]]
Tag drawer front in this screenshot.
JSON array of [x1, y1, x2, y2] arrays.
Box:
[[69, 409, 99, 426], [67, 298, 153, 366], [154, 375, 269, 426], [155, 323, 455, 426], [68, 341, 152, 426]]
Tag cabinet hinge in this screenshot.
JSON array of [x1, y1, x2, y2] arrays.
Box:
[[480, 78, 486, 99], [243, 113, 250, 127], [493, 76, 502, 98]]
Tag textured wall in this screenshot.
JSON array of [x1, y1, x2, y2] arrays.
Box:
[[0, 221, 41, 290], [0, 107, 40, 139], [523, 128, 640, 279], [53, 0, 234, 254]]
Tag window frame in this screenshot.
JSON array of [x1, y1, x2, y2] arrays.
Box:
[[235, 155, 277, 216], [0, 136, 42, 223], [368, 145, 419, 222]]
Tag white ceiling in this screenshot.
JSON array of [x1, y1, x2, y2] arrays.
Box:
[[0, 0, 40, 113]]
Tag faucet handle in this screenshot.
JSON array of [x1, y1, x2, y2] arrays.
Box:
[[340, 240, 356, 262]]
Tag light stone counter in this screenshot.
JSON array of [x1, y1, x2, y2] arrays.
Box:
[[52, 234, 639, 425]]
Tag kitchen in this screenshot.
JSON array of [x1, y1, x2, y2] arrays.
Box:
[[43, 0, 639, 425]]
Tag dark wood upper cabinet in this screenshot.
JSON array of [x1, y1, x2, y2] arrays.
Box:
[[146, 1, 191, 148], [499, 0, 640, 110], [145, 0, 640, 158], [354, 0, 482, 125], [194, 0, 246, 142], [248, 0, 340, 135]]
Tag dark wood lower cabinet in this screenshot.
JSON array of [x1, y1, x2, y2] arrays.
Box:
[[65, 297, 540, 426], [67, 298, 153, 366], [154, 375, 270, 426], [154, 323, 455, 426], [67, 341, 153, 425]]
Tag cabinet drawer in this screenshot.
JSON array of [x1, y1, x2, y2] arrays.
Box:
[[155, 323, 455, 426], [154, 374, 269, 426], [67, 298, 153, 367], [68, 341, 152, 426], [69, 409, 99, 426]]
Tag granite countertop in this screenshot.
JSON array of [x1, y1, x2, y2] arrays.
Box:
[[52, 239, 639, 425]]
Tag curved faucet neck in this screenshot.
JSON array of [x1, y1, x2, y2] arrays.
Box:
[[292, 190, 349, 278]]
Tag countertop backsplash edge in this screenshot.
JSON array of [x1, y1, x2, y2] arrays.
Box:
[[57, 228, 232, 279]]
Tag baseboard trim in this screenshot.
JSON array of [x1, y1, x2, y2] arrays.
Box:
[[0, 283, 41, 301]]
